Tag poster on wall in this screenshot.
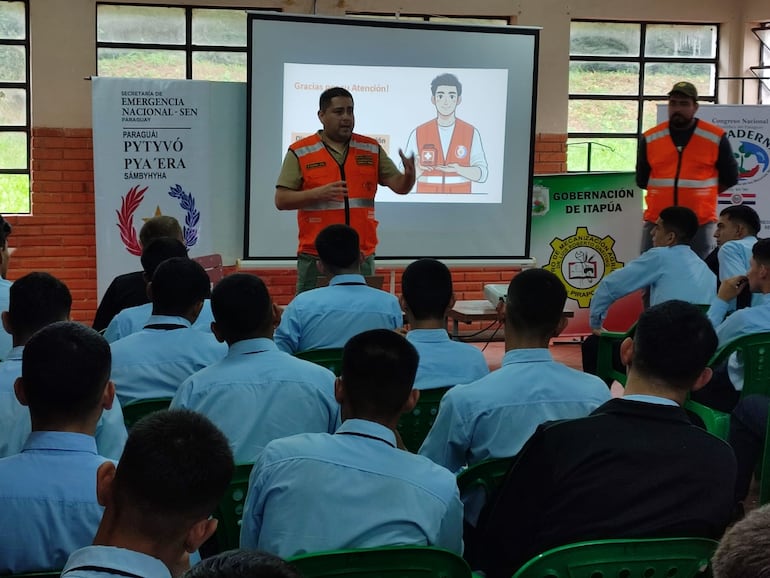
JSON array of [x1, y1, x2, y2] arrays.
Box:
[[657, 104, 770, 234], [529, 172, 644, 336], [92, 77, 246, 300]]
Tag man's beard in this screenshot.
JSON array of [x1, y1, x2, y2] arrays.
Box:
[[669, 113, 691, 129]]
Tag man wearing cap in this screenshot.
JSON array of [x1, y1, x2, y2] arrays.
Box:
[[636, 81, 739, 259]]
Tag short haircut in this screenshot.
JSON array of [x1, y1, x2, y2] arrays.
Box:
[[713, 503, 770, 578], [150, 257, 211, 317], [183, 550, 302, 578], [139, 215, 183, 247], [319, 87, 353, 112], [341, 329, 419, 418], [315, 224, 360, 273], [211, 274, 272, 338], [659, 206, 699, 244], [721, 204, 761, 237], [22, 321, 111, 422], [113, 409, 234, 531], [401, 258, 453, 321], [506, 269, 566, 339], [431, 73, 462, 96], [0, 215, 12, 247], [631, 300, 717, 391], [753, 238, 770, 266], [8, 272, 72, 338], [140, 237, 188, 277]]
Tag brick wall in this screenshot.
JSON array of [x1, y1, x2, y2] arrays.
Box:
[[10, 129, 566, 324]]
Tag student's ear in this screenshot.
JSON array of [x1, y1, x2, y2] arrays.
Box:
[[210, 322, 226, 343], [445, 293, 457, 316], [271, 303, 282, 329], [184, 517, 218, 553], [690, 367, 714, 392], [1, 311, 12, 337], [316, 260, 328, 276], [146, 281, 154, 302], [358, 251, 365, 266], [102, 380, 115, 411], [96, 461, 117, 508], [399, 295, 408, 313], [334, 376, 344, 405], [401, 388, 420, 415], [13, 377, 28, 407], [619, 336, 634, 367], [553, 314, 569, 338]]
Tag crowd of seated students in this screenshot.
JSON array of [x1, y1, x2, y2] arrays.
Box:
[[3, 211, 770, 577]]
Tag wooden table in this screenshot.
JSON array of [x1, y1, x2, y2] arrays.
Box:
[[447, 300, 574, 340]]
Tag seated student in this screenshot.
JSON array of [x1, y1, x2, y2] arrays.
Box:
[[693, 238, 770, 412], [104, 238, 214, 343], [0, 273, 126, 460], [62, 410, 234, 578], [183, 550, 302, 578], [0, 321, 115, 573], [110, 257, 227, 406], [401, 258, 489, 390], [707, 204, 761, 311], [582, 206, 716, 378], [419, 268, 609, 474], [93, 215, 184, 332], [470, 301, 736, 578], [240, 329, 463, 558], [0, 215, 13, 360], [274, 224, 403, 353], [170, 273, 338, 464], [712, 502, 770, 578]]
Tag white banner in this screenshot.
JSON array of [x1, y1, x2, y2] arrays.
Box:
[[92, 77, 246, 299], [657, 104, 770, 234]]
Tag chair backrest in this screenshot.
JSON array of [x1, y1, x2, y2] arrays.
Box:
[[456, 457, 513, 502], [709, 332, 770, 398], [512, 537, 718, 578], [210, 462, 254, 553], [288, 545, 473, 577], [193, 253, 224, 285], [294, 348, 345, 376], [397, 386, 451, 453], [683, 399, 730, 441], [122, 397, 172, 430], [596, 328, 633, 387]]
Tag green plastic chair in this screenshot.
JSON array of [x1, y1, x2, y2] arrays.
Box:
[[684, 399, 730, 440], [456, 457, 513, 499], [595, 327, 631, 387], [512, 537, 718, 578], [122, 397, 172, 429], [708, 332, 770, 398], [210, 462, 254, 553], [288, 545, 474, 577], [397, 386, 451, 453], [294, 348, 345, 376]]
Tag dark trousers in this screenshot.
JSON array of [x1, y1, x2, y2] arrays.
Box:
[[729, 394, 770, 503], [690, 362, 740, 413], [581, 334, 623, 388]]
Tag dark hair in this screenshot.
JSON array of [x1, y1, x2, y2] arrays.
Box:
[[315, 224, 360, 273], [658, 206, 699, 244], [139, 216, 183, 248], [113, 409, 234, 530], [150, 257, 211, 317], [713, 503, 770, 578], [632, 300, 717, 391], [319, 87, 353, 112], [211, 274, 272, 339], [431, 73, 462, 96], [140, 238, 188, 277], [8, 272, 72, 340], [753, 238, 770, 265], [0, 215, 12, 248], [183, 550, 303, 578], [22, 321, 111, 422], [720, 205, 761, 237], [506, 269, 566, 339], [401, 258, 453, 320], [341, 329, 418, 418]]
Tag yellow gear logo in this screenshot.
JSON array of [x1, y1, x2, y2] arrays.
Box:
[[544, 226, 623, 308]]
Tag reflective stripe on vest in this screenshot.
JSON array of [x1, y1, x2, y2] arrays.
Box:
[[304, 198, 376, 211]]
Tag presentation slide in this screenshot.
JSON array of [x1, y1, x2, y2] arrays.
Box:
[[246, 13, 538, 260]]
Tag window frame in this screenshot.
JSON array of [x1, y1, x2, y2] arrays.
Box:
[[568, 19, 720, 172], [347, 11, 512, 25]]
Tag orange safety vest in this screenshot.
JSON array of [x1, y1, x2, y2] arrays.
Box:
[[292, 133, 380, 256], [416, 118, 475, 193], [643, 119, 723, 225]]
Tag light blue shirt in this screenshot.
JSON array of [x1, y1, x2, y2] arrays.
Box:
[[623, 394, 679, 406], [274, 274, 403, 353], [240, 418, 463, 558], [0, 278, 11, 360], [0, 346, 127, 460], [406, 329, 489, 390], [419, 348, 611, 473], [707, 295, 770, 391], [718, 236, 765, 309], [171, 337, 339, 464], [62, 545, 171, 578], [589, 245, 716, 329], [104, 299, 215, 343], [110, 315, 227, 406], [0, 432, 109, 574]]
